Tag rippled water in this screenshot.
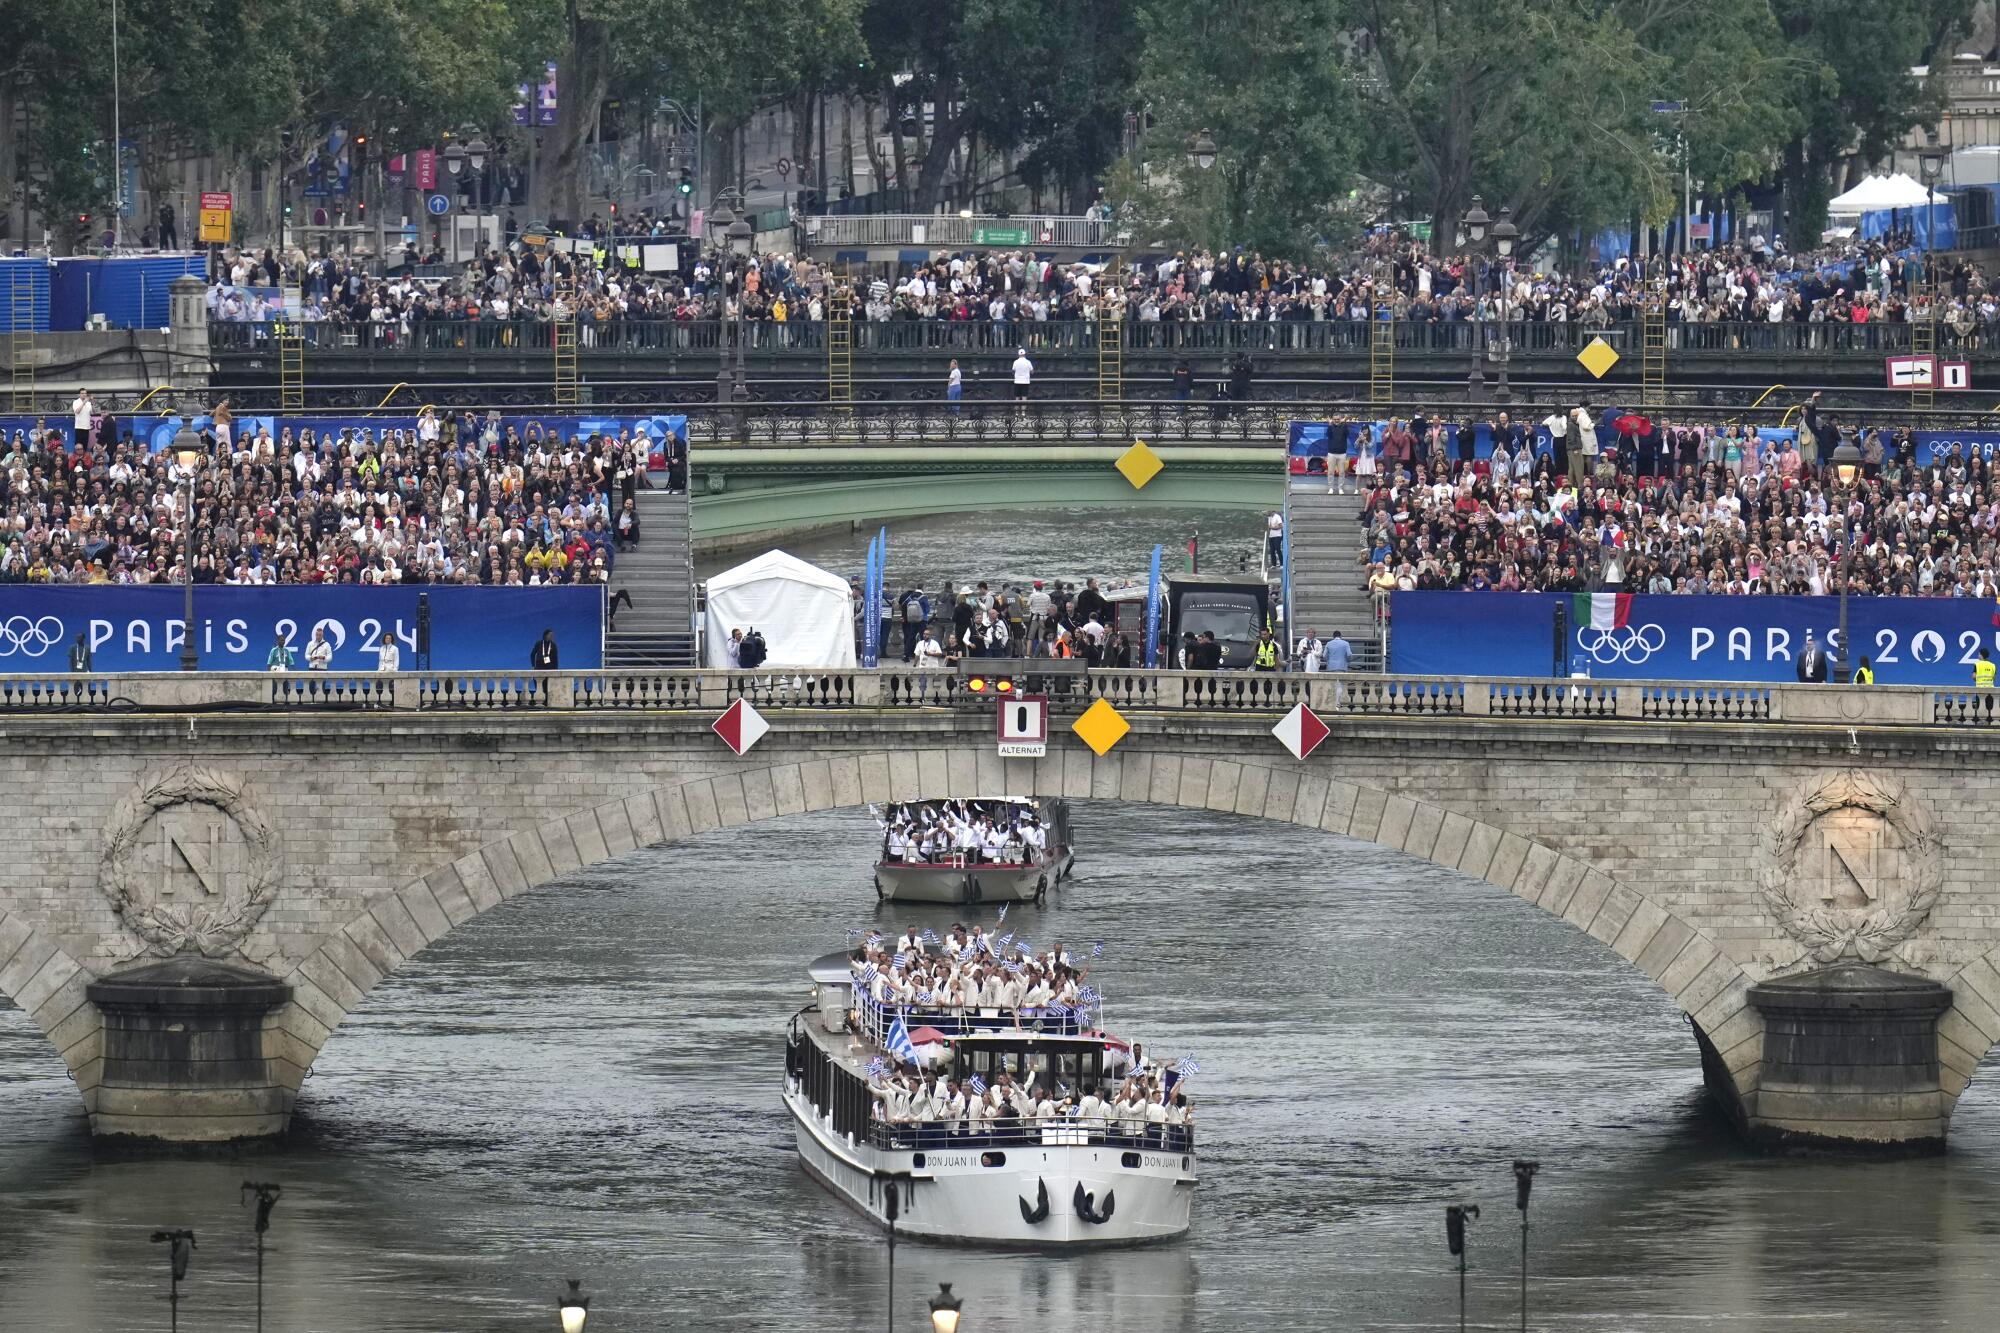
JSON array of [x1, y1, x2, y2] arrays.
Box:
[[4, 804, 2000, 1332]]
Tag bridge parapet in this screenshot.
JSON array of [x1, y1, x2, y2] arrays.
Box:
[[0, 668, 1960, 728]]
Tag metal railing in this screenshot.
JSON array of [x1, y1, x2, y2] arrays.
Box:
[[865, 1118, 1195, 1154], [206, 317, 2000, 359], [0, 669, 1989, 728], [856, 993, 1096, 1049]]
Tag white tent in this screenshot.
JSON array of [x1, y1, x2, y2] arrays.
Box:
[[704, 549, 857, 669], [1826, 172, 1948, 216]]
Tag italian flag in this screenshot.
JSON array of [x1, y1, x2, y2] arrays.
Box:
[[1573, 592, 1633, 631]]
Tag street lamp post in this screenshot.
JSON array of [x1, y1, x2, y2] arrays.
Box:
[[558, 1278, 590, 1333], [240, 1182, 281, 1333], [1445, 1203, 1479, 1333], [1461, 196, 1490, 400], [1832, 440, 1863, 682], [928, 1281, 965, 1333], [1491, 206, 1519, 404], [1917, 127, 1948, 408], [150, 1229, 196, 1333], [466, 136, 490, 257], [174, 427, 203, 671], [726, 214, 754, 409], [1189, 131, 1218, 172]]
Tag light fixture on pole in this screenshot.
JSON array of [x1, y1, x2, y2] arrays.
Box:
[[240, 1182, 281, 1333], [174, 426, 203, 672], [558, 1278, 590, 1333], [725, 215, 754, 258], [1445, 1203, 1479, 1333], [1462, 195, 1492, 401], [1832, 439, 1863, 682], [1190, 132, 1218, 172], [928, 1281, 965, 1333], [150, 1229, 196, 1333], [1490, 205, 1519, 404], [442, 143, 465, 177], [1512, 1160, 1539, 1333], [466, 137, 490, 254]]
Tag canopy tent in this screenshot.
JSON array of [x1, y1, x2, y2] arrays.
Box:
[[704, 549, 857, 669], [1827, 173, 1948, 215]]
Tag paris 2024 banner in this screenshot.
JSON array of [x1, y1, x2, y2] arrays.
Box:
[[1390, 591, 2000, 685]]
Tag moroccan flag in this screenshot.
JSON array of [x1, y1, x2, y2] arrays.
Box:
[[1572, 592, 1633, 631]]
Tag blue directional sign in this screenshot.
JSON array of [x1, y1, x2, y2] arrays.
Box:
[[426, 193, 451, 216]]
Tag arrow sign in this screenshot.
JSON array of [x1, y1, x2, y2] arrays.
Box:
[[1271, 702, 1329, 761], [711, 698, 769, 756]]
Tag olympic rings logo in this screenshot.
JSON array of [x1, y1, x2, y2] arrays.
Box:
[[0, 615, 63, 658], [1575, 623, 1667, 665]]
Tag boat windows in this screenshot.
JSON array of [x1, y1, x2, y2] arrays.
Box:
[[912, 1153, 926, 1169], [1122, 1152, 1142, 1168], [980, 1152, 1007, 1168]]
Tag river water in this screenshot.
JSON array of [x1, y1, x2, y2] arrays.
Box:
[[4, 803, 2000, 1332]]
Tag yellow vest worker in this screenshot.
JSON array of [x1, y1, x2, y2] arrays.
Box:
[[1853, 664, 1874, 684], [1976, 655, 1996, 688], [1253, 637, 1279, 670]]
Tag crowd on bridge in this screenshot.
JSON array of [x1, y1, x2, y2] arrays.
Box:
[[1347, 396, 2000, 605], [200, 222, 2000, 361], [877, 578, 1140, 667], [0, 397, 656, 591]]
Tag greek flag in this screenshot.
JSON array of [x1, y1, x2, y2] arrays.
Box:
[[866, 932, 884, 948], [865, 1057, 889, 1081], [958, 945, 977, 963], [994, 930, 1015, 952], [1015, 939, 1032, 956], [1003, 960, 1024, 974], [917, 989, 934, 1005], [997, 902, 1009, 921], [1091, 941, 1104, 958], [921, 928, 941, 945], [893, 951, 909, 968], [969, 1075, 987, 1095], [859, 963, 879, 985], [1179, 1054, 1201, 1076], [1076, 985, 1101, 1006], [886, 1015, 920, 1065], [1046, 1001, 1070, 1018]]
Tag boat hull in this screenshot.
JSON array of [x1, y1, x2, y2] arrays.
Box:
[[785, 1087, 1193, 1248], [873, 859, 1054, 905]]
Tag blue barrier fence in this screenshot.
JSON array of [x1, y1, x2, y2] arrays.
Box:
[[0, 586, 603, 672], [1390, 590, 2000, 685]]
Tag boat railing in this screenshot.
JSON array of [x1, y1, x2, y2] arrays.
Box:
[[857, 991, 1096, 1047], [865, 1119, 1195, 1155]]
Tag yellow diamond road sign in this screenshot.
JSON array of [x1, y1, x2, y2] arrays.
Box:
[[1576, 337, 1619, 379], [1071, 698, 1131, 756], [1115, 439, 1164, 489]]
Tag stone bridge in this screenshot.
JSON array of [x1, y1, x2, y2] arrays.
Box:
[[4, 668, 2000, 1151]]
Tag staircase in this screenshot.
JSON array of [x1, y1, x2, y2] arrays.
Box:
[[1285, 487, 1384, 671], [603, 486, 698, 667]]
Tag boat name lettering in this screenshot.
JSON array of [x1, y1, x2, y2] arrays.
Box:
[[924, 1153, 979, 1167]]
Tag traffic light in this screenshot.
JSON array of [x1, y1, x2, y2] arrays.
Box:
[[353, 131, 368, 149], [678, 168, 692, 195], [357, 199, 367, 218], [283, 201, 293, 217], [608, 201, 618, 216]]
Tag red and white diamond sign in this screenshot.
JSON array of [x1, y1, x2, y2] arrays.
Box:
[[1271, 702, 1329, 761], [712, 698, 770, 756]]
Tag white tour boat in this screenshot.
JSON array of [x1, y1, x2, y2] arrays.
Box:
[[784, 951, 1196, 1247], [871, 799, 1075, 906]]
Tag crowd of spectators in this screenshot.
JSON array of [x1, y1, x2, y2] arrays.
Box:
[[201, 220, 2000, 357], [0, 401, 660, 594], [1352, 398, 2000, 602]]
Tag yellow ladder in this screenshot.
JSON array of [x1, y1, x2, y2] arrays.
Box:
[[278, 291, 305, 411], [10, 268, 36, 413], [1911, 268, 1937, 413], [1097, 304, 1124, 405], [553, 265, 579, 405], [827, 285, 853, 407], [1640, 291, 1667, 408], [1369, 315, 1394, 409]]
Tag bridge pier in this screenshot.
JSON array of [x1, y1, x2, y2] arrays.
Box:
[[83, 959, 295, 1143], [1731, 964, 1955, 1152]]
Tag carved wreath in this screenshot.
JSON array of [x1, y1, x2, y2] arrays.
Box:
[[1760, 770, 1942, 965], [99, 763, 282, 958]]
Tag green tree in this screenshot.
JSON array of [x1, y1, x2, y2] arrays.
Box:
[[1124, 0, 1360, 254]]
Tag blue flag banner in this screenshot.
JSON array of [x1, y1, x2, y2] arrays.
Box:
[[0, 585, 602, 672], [861, 535, 881, 668], [1390, 590, 2000, 685], [1144, 544, 1163, 668]]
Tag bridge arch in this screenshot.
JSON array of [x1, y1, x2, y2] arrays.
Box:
[[268, 745, 1763, 1127], [0, 916, 94, 1087]]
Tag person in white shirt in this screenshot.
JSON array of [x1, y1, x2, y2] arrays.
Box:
[[375, 630, 401, 672], [71, 389, 93, 449], [1296, 630, 1324, 672], [1011, 349, 1033, 400], [305, 627, 334, 670]]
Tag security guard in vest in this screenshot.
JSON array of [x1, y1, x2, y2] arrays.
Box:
[[1852, 655, 1875, 685], [1977, 648, 1996, 689], [1252, 630, 1280, 672]]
